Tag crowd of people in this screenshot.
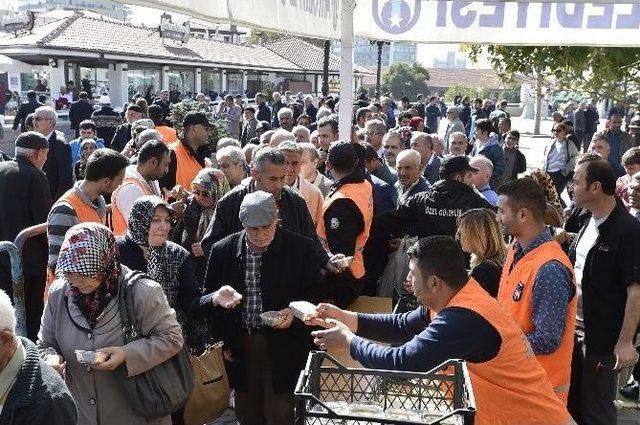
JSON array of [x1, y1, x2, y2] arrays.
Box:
[[0, 87, 639, 425]]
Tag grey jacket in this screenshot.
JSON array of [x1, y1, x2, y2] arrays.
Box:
[[542, 138, 579, 177], [38, 266, 184, 425]]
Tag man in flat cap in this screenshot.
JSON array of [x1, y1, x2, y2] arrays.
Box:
[[204, 190, 324, 425], [0, 132, 52, 340]]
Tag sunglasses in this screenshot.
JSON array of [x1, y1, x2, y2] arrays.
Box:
[[192, 190, 211, 198]]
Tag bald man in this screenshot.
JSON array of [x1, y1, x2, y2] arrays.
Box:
[[396, 149, 431, 203]]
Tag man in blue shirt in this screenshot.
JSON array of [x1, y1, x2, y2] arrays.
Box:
[[469, 155, 498, 206]]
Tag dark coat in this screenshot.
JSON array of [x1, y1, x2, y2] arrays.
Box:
[[68, 99, 94, 130], [11, 100, 42, 132], [366, 172, 397, 215], [256, 103, 271, 123], [304, 104, 318, 123], [42, 132, 73, 202], [91, 106, 122, 146], [110, 123, 132, 153], [422, 155, 442, 184], [204, 229, 323, 393], [396, 176, 431, 199], [0, 157, 51, 277], [0, 337, 77, 425], [200, 181, 325, 263]]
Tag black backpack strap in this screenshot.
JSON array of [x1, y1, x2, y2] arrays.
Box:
[[118, 269, 147, 344]]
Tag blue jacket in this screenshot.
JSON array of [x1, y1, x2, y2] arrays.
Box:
[[473, 136, 505, 187], [366, 171, 396, 214], [69, 138, 106, 165]]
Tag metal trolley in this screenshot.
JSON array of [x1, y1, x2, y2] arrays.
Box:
[[295, 351, 475, 425]]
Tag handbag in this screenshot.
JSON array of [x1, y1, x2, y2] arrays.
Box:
[[116, 270, 195, 419], [183, 342, 230, 425]]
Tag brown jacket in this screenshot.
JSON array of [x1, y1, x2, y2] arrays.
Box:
[[38, 266, 184, 425]]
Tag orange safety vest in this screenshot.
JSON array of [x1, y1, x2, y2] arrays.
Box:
[[445, 279, 571, 425], [498, 240, 576, 404], [111, 176, 158, 236], [316, 181, 373, 279], [45, 188, 105, 300], [157, 125, 178, 144], [171, 141, 204, 189]]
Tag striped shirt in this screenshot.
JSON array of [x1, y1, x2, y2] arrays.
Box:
[[47, 184, 107, 268]]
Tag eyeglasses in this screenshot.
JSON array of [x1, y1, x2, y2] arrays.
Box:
[[192, 190, 211, 198], [552, 129, 563, 133]]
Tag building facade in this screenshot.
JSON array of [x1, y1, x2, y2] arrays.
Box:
[[332, 38, 417, 67], [18, 0, 128, 21]]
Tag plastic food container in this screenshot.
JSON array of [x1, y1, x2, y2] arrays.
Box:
[[75, 350, 108, 365], [289, 301, 318, 321]]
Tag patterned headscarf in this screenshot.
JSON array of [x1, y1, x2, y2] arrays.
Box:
[[191, 168, 230, 239], [523, 168, 564, 213], [56, 223, 121, 328], [191, 167, 230, 202], [126, 195, 188, 306], [395, 126, 413, 148]]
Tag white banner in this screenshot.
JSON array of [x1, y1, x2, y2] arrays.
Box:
[[119, 0, 640, 47], [353, 1, 640, 47]]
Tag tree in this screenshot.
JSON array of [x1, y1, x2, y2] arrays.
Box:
[[444, 84, 477, 103], [381, 62, 430, 100], [464, 45, 640, 134]]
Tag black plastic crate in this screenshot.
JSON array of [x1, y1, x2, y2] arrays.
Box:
[[295, 351, 475, 425]]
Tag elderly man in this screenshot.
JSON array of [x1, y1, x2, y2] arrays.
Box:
[[278, 141, 324, 225], [0, 132, 52, 340], [293, 125, 310, 144], [220, 95, 242, 139], [299, 143, 333, 197], [395, 149, 430, 204], [318, 141, 373, 308], [470, 156, 498, 206], [205, 191, 323, 425], [448, 131, 469, 157], [111, 104, 143, 152], [362, 142, 397, 186], [271, 91, 285, 127], [497, 179, 576, 403], [602, 113, 636, 169], [201, 147, 331, 270], [91, 95, 122, 145], [0, 290, 77, 423], [111, 141, 169, 236], [277, 107, 295, 132], [364, 119, 387, 157], [240, 106, 259, 146], [269, 129, 295, 147], [217, 145, 247, 188], [410, 132, 441, 185], [34, 106, 73, 201], [382, 131, 404, 170], [442, 107, 465, 154], [303, 94, 318, 123], [160, 111, 212, 190]]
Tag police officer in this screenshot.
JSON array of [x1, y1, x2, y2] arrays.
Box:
[[317, 141, 373, 308], [376, 155, 494, 239]]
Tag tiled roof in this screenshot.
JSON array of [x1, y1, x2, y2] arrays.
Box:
[[265, 37, 373, 75], [0, 12, 301, 72]]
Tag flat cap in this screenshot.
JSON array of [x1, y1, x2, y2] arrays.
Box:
[[239, 190, 278, 227], [15, 131, 48, 150]]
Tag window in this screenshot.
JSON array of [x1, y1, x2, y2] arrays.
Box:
[[128, 67, 160, 100]]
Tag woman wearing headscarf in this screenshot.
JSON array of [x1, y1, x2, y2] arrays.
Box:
[[117, 195, 239, 354], [172, 168, 230, 281], [38, 222, 184, 425], [523, 168, 564, 227]]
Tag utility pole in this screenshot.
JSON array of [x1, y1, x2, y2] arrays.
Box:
[[322, 40, 330, 97], [370, 40, 389, 99]]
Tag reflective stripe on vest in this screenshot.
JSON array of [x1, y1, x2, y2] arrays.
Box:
[[445, 279, 571, 425], [171, 141, 203, 189], [316, 180, 373, 279], [111, 177, 158, 236], [498, 240, 576, 404]]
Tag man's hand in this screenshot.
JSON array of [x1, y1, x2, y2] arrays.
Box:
[[272, 308, 294, 330], [191, 242, 204, 257], [213, 285, 243, 309], [93, 347, 125, 371], [311, 319, 355, 353], [614, 341, 639, 370]]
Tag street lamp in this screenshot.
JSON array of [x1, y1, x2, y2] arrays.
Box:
[[370, 40, 390, 99]]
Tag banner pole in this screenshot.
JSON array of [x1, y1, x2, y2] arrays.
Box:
[[338, 0, 354, 142]]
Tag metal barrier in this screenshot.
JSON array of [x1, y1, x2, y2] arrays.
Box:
[[7, 223, 48, 337], [0, 241, 26, 336]]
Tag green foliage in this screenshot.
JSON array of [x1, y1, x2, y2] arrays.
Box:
[[444, 84, 477, 103], [463, 45, 640, 102], [260, 81, 278, 102], [170, 100, 229, 151], [381, 62, 430, 99]]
